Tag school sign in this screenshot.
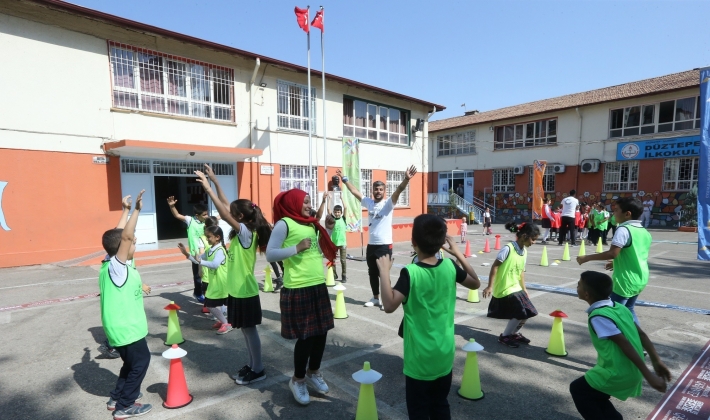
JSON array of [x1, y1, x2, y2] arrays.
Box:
[[616, 135, 700, 161]]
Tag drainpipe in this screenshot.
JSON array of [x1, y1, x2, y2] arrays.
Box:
[[575, 107, 583, 193], [423, 107, 436, 214], [249, 58, 261, 201]]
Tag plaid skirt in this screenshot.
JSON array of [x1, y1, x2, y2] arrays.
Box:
[[280, 283, 334, 340], [487, 290, 538, 320], [204, 297, 226, 308], [227, 295, 262, 329]]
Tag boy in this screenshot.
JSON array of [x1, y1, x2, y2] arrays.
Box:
[[167, 197, 208, 302], [376, 214, 481, 419], [571, 270, 670, 419], [577, 197, 651, 322], [593, 203, 610, 246], [316, 194, 348, 283], [100, 190, 153, 419]]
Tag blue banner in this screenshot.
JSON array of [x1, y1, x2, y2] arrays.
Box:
[[699, 68, 710, 261], [616, 135, 700, 161]]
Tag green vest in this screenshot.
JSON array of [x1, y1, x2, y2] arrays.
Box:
[[187, 218, 205, 256], [99, 260, 148, 347], [595, 211, 609, 231], [493, 243, 525, 298], [331, 217, 347, 247], [200, 235, 209, 282], [612, 223, 651, 297], [205, 245, 228, 299], [402, 260, 458, 380], [585, 302, 643, 400], [609, 214, 618, 226], [282, 217, 324, 289], [227, 230, 259, 298]]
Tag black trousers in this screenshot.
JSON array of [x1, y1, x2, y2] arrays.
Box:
[[110, 338, 151, 411], [191, 262, 202, 296], [405, 371, 453, 420], [559, 216, 577, 245], [293, 334, 327, 379], [569, 376, 622, 420], [366, 244, 393, 296], [270, 261, 284, 278]]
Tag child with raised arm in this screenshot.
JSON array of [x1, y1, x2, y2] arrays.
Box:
[[571, 270, 670, 420], [99, 190, 153, 419], [377, 214, 481, 419], [316, 194, 348, 283], [167, 197, 208, 302]]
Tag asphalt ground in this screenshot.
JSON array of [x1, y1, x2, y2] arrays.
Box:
[[0, 227, 708, 419]]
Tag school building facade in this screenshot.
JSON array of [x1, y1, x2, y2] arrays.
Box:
[[0, 0, 443, 268], [428, 69, 701, 225]]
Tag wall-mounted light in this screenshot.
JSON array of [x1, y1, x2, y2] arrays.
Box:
[[259, 82, 267, 88], [489, 126, 493, 131]]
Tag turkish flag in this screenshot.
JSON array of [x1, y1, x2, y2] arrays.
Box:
[[311, 9, 324, 32], [294, 6, 309, 33]]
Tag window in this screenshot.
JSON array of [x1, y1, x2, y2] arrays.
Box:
[[343, 98, 409, 145], [528, 165, 555, 192], [360, 169, 372, 200], [493, 168, 516, 192], [437, 131, 476, 156], [386, 171, 410, 206], [494, 119, 557, 150], [609, 96, 700, 138], [280, 165, 318, 198], [277, 80, 316, 133], [663, 158, 699, 191], [603, 162, 639, 191], [109, 41, 234, 121]]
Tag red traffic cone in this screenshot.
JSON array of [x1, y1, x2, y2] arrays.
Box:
[[464, 240, 472, 258], [162, 344, 193, 409], [494, 235, 501, 250], [483, 238, 490, 253]]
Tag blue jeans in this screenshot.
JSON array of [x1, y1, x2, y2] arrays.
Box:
[[610, 292, 639, 324]]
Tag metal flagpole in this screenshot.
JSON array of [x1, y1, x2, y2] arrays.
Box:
[[320, 6, 327, 204], [306, 6, 313, 199]]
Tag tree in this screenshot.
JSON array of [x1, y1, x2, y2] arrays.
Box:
[[682, 185, 698, 227], [448, 188, 458, 219]]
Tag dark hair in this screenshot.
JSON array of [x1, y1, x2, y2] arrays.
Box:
[[569, 190, 576, 196], [333, 205, 343, 212], [204, 216, 219, 228], [580, 270, 613, 301], [615, 197, 643, 219], [193, 203, 208, 215], [543, 197, 550, 204], [102, 228, 123, 257], [228, 199, 271, 252], [504, 221, 540, 239], [412, 214, 447, 255], [204, 225, 225, 249], [373, 180, 385, 189]]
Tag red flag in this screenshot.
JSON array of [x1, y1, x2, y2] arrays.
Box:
[[294, 6, 309, 33], [311, 9, 324, 32]]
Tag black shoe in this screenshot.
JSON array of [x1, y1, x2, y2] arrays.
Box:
[[512, 333, 531, 345], [333, 271, 338, 280], [235, 368, 266, 385], [340, 275, 347, 284], [99, 341, 120, 359], [498, 334, 520, 348], [273, 277, 283, 291], [231, 364, 251, 380]]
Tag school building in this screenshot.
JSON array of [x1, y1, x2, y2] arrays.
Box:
[[0, 0, 444, 268], [427, 69, 701, 225]]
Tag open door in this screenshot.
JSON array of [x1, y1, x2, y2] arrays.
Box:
[[121, 173, 157, 245]]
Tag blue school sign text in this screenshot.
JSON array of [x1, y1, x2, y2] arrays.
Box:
[[616, 135, 700, 161]]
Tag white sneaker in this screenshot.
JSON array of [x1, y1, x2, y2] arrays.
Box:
[[364, 298, 381, 308], [289, 378, 310, 405], [306, 372, 329, 394]]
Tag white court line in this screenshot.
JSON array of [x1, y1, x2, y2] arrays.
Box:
[[525, 272, 710, 296], [0, 267, 184, 290]]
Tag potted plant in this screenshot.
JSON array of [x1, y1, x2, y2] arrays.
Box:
[[679, 185, 698, 233], [448, 189, 458, 219]]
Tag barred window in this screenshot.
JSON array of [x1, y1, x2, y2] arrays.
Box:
[[280, 165, 318, 198], [120, 159, 234, 175], [494, 119, 557, 150], [528, 165, 555, 192], [109, 41, 234, 121], [603, 161, 639, 192], [386, 171, 409, 207], [277, 80, 316, 133], [493, 168, 515, 192], [438, 130, 476, 156], [663, 158, 699, 191], [360, 169, 372, 200]]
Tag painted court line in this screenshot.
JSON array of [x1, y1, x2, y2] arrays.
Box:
[[0, 266, 184, 291]]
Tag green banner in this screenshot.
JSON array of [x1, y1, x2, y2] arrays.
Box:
[[342, 137, 362, 232]]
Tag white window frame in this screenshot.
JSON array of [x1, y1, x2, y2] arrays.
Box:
[[494, 119, 557, 150], [343, 98, 410, 145], [528, 165, 555, 192], [603, 161, 639, 192], [280, 165, 318, 199], [663, 157, 699, 191], [360, 169, 372, 202], [386, 171, 409, 207], [493, 168, 516, 192], [277, 80, 316, 133], [438, 130, 476, 156], [609, 96, 700, 139]]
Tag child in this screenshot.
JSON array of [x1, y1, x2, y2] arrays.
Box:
[[482, 221, 539, 348], [316, 194, 348, 283], [178, 225, 233, 334], [167, 197, 208, 302], [540, 198, 553, 244], [550, 206, 561, 241], [574, 205, 582, 241], [587, 203, 599, 245], [483, 207, 492, 235], [605, 208, 619, 244], [460, 216, 468, 243], [197, 216, 220, 315], [593, 203, 610, 246], [577, 197, 651, 322], [578, 204, 590, 242], [99, 190, 153, 419], [570, 270, 670, 419], [377, 214, 481, 419]]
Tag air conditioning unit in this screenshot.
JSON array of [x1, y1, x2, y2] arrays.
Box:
[[581, 159, 601, 173], [552, 164, 566, 173], [513, 166, 525, 175]]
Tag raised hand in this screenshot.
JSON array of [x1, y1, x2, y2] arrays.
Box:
[[122, 195, 133, 210], [375, 254, 394, 273], [194, 171, 211, 191], [335, 169, 344, 179], [167, 196, 177, 207], [404, 165, 417, 180], [204, 164, 216, 179], [177, 243, 190, 257], [135, 190, 145, 211]]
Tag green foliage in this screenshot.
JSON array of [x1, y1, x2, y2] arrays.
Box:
[[682, 185, 698, 227]]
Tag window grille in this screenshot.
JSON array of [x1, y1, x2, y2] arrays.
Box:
[[386, 171, 409, 207], [151, 161, 234, 175], [277, 80, 316, 133], [438, 131, 476, 156], [494, 119, 557, 150], [360, 169, 372, 199], [528, 165, 555, 192], [603, 161, 639, 191], [343, 98, 409, 145], [280, 165, 318, 198], [121, 159, 151, 173], [663, 157, 698, 191], [493, 168, 515, 192], [609, 96, 700, 138]]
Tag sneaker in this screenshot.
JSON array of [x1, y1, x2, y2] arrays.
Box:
[[364, 298, 381, 308], [107, 393, 143, 411], [274, 277, 284, 291], [231, 364, 251, 380], [305, 372, 329, 394], [512, 333, 531, 345], [236, 368, 266, 385], [197, 295, 205, 303], [216, 324, 233, 335], [201, 307, 210, 314], [340, 275, 347, 284], [112, 402, 152, 419], [289, 378, 310, 405], [211, 321, 223, 330], [540, 240, 547, 244], [498, 334, 520, 348], [98, 341, 120, 359]]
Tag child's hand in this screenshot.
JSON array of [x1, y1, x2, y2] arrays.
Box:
[[177, 243, 190, 257], [652, 360, 672, 383], [134, 190, 145, 211], [442, 236, 460, 255], [576, 256, 587, 265], [604, 260, 614, 271], [296, 237, 312, 253], [142, 283, 151, 295], [482, 286, 492, 299], [335, 169, 343, 179], [167, 196, 177, 207], [322, 193, 328, 204], [647, 373, 667, 393], [194, 171, 211, 191], [375, 255, 393, 273], [204, 164, 216, 179], [122, 195, 132, 210]]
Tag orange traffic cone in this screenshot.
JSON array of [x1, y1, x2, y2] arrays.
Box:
[[483, 238, 490, 253], [494, 235, 501, 250], [464, 240, 472, 258], [162, 344, 193, 409]]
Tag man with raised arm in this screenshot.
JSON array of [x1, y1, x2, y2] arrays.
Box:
[[335, 166, 417, 309]]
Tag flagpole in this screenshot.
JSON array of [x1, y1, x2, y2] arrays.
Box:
[[306, 6, 313, 199], [320, 7, 327, 206]]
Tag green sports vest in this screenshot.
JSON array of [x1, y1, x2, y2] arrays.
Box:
[[612, 223, 651, 297], [282, 217, 324, 289], [99, 260, 148, 347], [331, 217, 347, 247], [227, 230, 259, 298], [187, 218, 205, 256], [595, 211, 609, 231], [205, 245, 228, 299], [493, 243, 525, 298], [585, 302, 643, 400], [402, 260, 458, 380]]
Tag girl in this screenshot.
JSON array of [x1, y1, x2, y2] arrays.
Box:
[[483, 207, 492, 235], [199, 216, 220, 315], [266, 188, 337, 406], [550, 206, 562, 241], [578, 204, 590, 242], [540, 197, 552, 244], [482, 221, 540, 348], [178, 225, 232, 335], [196, 167, 271, 385], [460, 216, 468, 243]]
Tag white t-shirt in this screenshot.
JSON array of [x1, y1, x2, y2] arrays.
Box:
[[561, 196, 579, 217], [362, 197, 394, 245], [643, 200, 654, 212]]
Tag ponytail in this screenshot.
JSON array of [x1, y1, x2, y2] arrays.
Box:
[[229, 199, 272, 253], [504, 221, 540, 238]]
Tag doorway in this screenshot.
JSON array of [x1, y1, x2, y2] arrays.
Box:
[[153, 176, 208, 240]]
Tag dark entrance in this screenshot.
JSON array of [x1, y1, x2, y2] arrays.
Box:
[[153, 176, 208, 240]]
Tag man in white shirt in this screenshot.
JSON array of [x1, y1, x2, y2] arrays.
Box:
[[558, 190, 579, 246], [336, 166, 417, 309], [640, 198, 654, 228]]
